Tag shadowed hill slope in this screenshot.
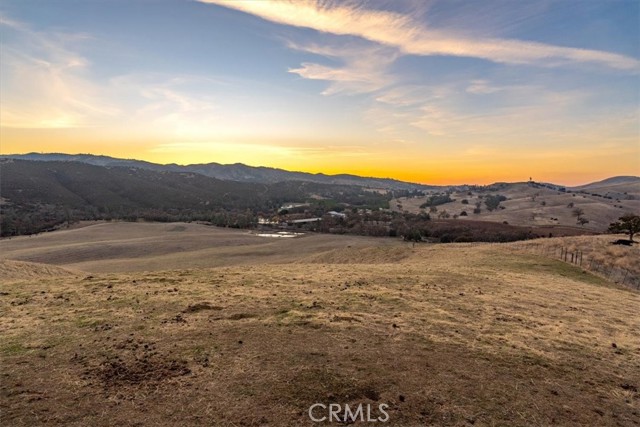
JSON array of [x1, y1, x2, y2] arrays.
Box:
[[0, 153, 431, 190], [0, 159, 392, 236]]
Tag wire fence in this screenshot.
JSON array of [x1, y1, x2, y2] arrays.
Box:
[[528, 243, 640, 291]]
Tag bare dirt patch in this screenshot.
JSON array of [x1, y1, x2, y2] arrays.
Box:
[[92, 354, 191, 388]]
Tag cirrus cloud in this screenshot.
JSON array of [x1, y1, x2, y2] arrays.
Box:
[[200, 0, 640, 71]]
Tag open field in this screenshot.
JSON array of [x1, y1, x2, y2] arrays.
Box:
[[0, 222, 401, 273], [1, 223, 639, 426]]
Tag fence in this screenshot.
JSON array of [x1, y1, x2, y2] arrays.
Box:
[[528, 244, 640, 290]]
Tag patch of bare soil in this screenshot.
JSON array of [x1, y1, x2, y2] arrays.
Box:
[[182, 302, 222, 313], [74, 338, 191, 389], [94, 355, 190, 387]]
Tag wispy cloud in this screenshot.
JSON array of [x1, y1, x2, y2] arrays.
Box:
[[363, 81, 602, 144], [0, 12, 223, 135], [111, 74, 222, 138], [286, 40, 398, 94], [201, 0, 640, 71], [0, 14, 118, 128]]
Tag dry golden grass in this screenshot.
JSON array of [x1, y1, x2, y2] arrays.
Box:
[[513, 235, 640, 288], [0, 222, 401, 273], [1, 225, 639, 426], [393, 181, 640, 232], [0, 259, 77, 280]]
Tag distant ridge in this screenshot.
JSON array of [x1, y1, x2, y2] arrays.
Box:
[[0, 152, 435, 191], [2, 153, 636, 190], [571, 176, 640, 190]]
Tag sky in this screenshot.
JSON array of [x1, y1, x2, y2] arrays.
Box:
[[0, 0, 638, 185]]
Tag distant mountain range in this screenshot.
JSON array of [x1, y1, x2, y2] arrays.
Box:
[[0, 153, 434, 191], [3, 153, 636, 191]]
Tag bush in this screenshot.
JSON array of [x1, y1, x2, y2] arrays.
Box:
[[439, 234, 455, 243]]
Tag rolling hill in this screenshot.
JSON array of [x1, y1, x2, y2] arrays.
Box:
[[0, 153, 433, 190], [392, 179, 640, 232], [0, 222, 638, 426]]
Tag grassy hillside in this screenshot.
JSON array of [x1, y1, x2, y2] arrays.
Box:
[[392, 180, 640, 232], [0, 222, 401, 272], [513, 235, 640, 288], [572, 176, 640, 194], [1, 224, 638, 426]]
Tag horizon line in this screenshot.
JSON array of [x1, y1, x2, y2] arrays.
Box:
[[1, 151, 637, 189]]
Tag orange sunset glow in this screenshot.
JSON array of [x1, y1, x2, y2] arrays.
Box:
[[1, 0, 638, 185]]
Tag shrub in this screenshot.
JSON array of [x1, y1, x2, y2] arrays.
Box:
[[440, 234, 455, 243]]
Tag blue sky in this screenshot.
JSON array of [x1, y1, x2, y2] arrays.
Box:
[[0, 0, 638, 184]]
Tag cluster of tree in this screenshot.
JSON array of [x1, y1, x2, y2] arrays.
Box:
[[484, 194, 507, 211], [398, 219, 539, 243], [528, 181, 566, 192], [289, 209, 542, 243], [0, 203, 265, 237], [393, 189, 426, 198], [1, 204, 71, 236], [419, 193, 453, 208]]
